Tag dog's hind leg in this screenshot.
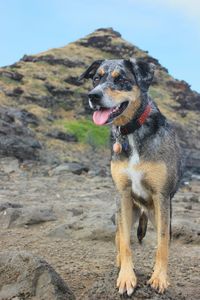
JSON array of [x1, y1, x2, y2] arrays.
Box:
[[148, 194, 170, 293]]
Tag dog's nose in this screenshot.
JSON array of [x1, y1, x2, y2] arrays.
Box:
[[88, 90, 103, 103]]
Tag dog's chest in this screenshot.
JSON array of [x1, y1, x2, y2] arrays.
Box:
[[126, 137, 148, 200]]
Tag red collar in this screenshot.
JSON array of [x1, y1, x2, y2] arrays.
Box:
[[138, 103, 152, 125], [119, 102, 152, 135]]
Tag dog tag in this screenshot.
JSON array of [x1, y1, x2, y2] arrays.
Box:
[[113, 142, 122, 154]]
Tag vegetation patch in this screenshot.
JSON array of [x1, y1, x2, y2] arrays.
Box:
[[62, 119, 110, 148]]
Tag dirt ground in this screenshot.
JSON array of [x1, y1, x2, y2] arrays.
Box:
[[0, 156, 199, 300]]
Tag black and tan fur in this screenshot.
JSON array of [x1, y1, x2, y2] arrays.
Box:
[[80, 58, 182, 296]]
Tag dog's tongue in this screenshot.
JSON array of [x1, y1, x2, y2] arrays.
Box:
[[93, 108, 112, 125]]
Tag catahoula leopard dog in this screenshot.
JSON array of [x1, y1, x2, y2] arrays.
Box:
[[79, 58, 182, 296]]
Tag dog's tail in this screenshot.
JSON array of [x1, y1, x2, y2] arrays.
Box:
[[137, 211, 148, 243]]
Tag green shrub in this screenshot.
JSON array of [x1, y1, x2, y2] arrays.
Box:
[[63, 119, 110, 148]]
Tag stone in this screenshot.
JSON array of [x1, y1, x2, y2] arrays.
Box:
[[0, 202, 23, 212], [0, 70, 23, 81], [0, 158, 20, 174], [50, 162, 89, 175], [0, 251, 75, 300], [0, 107, 41, 160], [46, 130, 77, 142], [0, 206, 57, 228]]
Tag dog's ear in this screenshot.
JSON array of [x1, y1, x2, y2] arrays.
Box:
[[79, 60, 104, 81], [125, 58, 155, 92]]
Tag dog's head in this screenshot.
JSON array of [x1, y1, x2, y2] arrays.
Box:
[[79, 59, 155, 126]]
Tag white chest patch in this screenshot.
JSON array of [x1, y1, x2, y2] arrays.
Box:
[[125, 136, 148, 200]]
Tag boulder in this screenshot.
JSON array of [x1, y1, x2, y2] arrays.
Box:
[[46, 130, 77, 142], [50, 163, 89, 176], [0, 107, 41, 160], [0, 206, 57, 228], [0, 251, 75, 300]]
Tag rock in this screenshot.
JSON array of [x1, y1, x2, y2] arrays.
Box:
[[45, 82, 74, 97], [96, 27, 122, 37], [190, 195, 199, 203], [0, 202, 23, 212], [64, 76, 82, 86], [0, 69, 23, 81], [5, 87, 24, 97], [88, 167, 108, 177], [0, 158, 20, 174], [46, 130, 78, 142], [172, 221, 200, 244], [21, 54, 84, 68], [33, 73, 47, 80], [0, 206, 57, 228], [0, 107, 41, 160], [50, 162, 89, 175], [0, 251, 75, 300], [88, 269, 183, 300], [48, 224, 70, 239], [184, 204, 192, 210], [48, 211, 115, 241], [67, 208, 83, 216]]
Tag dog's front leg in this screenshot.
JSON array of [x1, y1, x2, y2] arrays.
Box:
[[148, 194, 170, 293], [116, 192, 137, 296]]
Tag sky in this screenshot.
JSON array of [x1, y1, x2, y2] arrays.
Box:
[[1, 0, 200, 92]]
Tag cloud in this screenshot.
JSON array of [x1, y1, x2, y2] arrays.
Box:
[[128, 0, 200, 26], [161, 0, 200, 23]]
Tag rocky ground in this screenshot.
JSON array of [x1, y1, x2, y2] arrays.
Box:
[[0, 155, 199, 300]]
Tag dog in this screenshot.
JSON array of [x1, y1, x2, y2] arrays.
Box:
[[79, 58, 182, 296]]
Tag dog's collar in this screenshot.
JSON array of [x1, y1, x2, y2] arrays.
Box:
[[119, 102, 152, 136]]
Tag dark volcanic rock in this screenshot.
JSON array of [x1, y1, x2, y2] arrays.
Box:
[[64, 75, 82, 86], [45, 82, 74, 97], [0, 107, 41, 160], [5, 87, 24, 97], [96, 27, 122, 37], [50, 162, 89, 175], [78, 32, 136, 58], [167, 79, 200, 111], [22, 92, 75, 110], [46, 130, 78, 142], [0, 69, 23, 81], [0, 251, 75, 300], [173, 122, 200, 174], [0, 202, 23, 212], [21, 54, 85, 68]]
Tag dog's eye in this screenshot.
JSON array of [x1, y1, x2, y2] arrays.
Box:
[[115, 76, 128, 84], [93, 76, 100, 86]]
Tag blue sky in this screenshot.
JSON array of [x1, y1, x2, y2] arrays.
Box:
[[1, 0, 200, 92]]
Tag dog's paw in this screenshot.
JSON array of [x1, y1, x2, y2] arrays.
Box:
[[147, 271, 169, 293], [117, 266, 137, 296]]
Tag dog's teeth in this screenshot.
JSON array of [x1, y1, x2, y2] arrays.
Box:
[[89, 99, 94, 109], [113, 107, 119, 112]]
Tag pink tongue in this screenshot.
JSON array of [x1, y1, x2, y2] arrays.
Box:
[[93, 108, 113, 125]]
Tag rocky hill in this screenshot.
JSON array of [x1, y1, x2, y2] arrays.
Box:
[[0, 27, 199, 174]]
